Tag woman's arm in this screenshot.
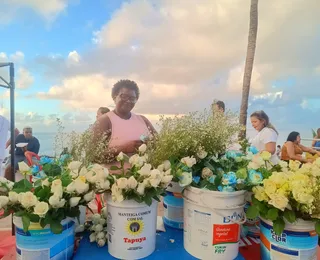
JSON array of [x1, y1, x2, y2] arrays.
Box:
[[300, 144, 320, 156], [264, 142, 276, 155], [286, 142, 309, 163], [141, 115, 157, 135]]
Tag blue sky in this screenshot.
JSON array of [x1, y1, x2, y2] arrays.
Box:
[[0, 0, 320, 147]]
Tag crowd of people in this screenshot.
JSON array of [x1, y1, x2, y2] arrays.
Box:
[[1, 79, 320, 179]]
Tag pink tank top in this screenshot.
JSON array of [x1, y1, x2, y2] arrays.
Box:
[[105, 111, 150, 173]]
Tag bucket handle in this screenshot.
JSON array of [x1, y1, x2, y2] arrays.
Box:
[[184, 195, 247, 225]]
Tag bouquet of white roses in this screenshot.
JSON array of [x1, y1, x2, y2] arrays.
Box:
[[247, 158, 320, 235], [0, 160, 111, 234], [88, 208, 108, 247], [99, 145, 173, 206]]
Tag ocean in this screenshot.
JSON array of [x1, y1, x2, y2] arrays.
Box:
[[4, 129, 315, 158]]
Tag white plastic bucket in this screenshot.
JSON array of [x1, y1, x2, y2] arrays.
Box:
[[106, 196, 158, 260], [260, 217, 318, 260], [163, 181, 184, 229], [14, 217, 75, 260], [183, 187, 246, 260]]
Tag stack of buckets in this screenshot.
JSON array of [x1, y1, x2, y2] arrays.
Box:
[[163, 182, 184, 229]]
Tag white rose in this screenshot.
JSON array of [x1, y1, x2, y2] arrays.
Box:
[[51, 179, 63, 198], [84, 191, 95, 202], [6, 181, 14, 190], [179, 172, 193, 187], [0, 177, 6, 183], [42, 179, 50, 187], [117, 152, 124, 161], [161, 175, 173, 184], [139, 164, 152, 176], [89, 233, 96, 243], [138, 144, 147, 154], [150, 169, 161, 179], [127, 176, 138, 189], [248, 161, 260, 170], [103, 180, 110, 190], [74, 178, 89, 194], [163, 160, 171, 171], [66, 182, 76, 193], [143, 179, 151, 187], [97, 239, 106, 247], [181, 156, 197, 168], [0, 196, 9, 208], [201, 167, 213, 178], [20, 192, 38, 208], [137, 183, 145, 195], [69, 197, 81, 207], [68, 161, 82, 172], [33, 202, 49, 217], [197, 150, 208, 159], [97, 232, 105, 240], [18, 161, 30, 175], [49, 195, 65, 208], [129, 154, 144, 168], [113, 192, 124, 203], [99, 218, 106, 225], [149, 177, 161, 188], [157, 164, 164, 171], [95, 224, 103, 232], [8, 191, 19, 203], [116, 178, 128, 189], [101, 207, 107, 218], [92, 213, 101, 224], [79, 167, 88, 176], [85, 171, 97, 183]]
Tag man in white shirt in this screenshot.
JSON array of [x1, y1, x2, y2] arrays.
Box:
[[0, 115, 10, 176]]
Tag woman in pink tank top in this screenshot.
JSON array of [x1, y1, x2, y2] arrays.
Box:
[[92, 80, 156, 173]]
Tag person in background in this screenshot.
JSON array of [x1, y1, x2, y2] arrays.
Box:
[[276, 145, 281, 158], [312, 128, 320, 150], [250, 110, 279, 164], [212, 100, 225, 113], [96, 107, 110, 119], [281, 131, 320, 163], [0, 115, 10, 176], [93, 79, 156, 171], [4, 126, 40, 180]]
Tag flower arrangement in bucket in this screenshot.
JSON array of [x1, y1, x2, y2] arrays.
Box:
[[246, 159, 320, 260], [94, 146, 173, 259]]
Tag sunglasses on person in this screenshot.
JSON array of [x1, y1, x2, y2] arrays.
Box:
[[119, 94, 137, 103]]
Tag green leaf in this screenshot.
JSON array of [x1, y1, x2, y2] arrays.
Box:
[[315, 221, 320, 235], [50, 221, 63, 234], [22, 215, 30, 232], [66, 207, 80, 218], [37, 186, 51, 200], [153, 196, 161, 202], [40, 218, 46, 228], [283, 210, 296, 223], [34, 179, 42, 187], [266, 208, 279, 221], [144, 196, 152, 206], [61, 174, 73, 187], [12, 179, 32, 193], [246, 205, 259, 219], [14, 211, 25, 217], [28, 214, 40, 223], [273, 218, 285, 236]]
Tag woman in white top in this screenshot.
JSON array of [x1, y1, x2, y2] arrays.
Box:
[[250, 110, 279, 164]]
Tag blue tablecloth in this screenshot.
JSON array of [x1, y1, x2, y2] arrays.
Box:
[[74, 225, 245, 260]]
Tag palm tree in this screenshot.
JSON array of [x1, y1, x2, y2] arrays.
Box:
[[239, 0, 259, 140]]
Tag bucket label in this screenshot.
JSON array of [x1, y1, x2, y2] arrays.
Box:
[[213, 223, 240, 245], [107, 202, 157, 259], [260, 219, 318, 260]]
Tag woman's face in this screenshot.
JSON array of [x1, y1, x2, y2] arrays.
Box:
[[96, 109, 103, 119], [250, 116, 265, 131], [114, 87, 137, 114], [295, 135, 301, 144]]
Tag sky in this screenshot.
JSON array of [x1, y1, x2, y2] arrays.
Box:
[[0, 0, 320, 146]]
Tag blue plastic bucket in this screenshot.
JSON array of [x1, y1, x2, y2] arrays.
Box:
[[260, 217, 318, 260], [14, 217, 75, 260], [163, 182, 184, 229]]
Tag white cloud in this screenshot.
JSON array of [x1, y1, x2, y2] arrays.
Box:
[[67, 51, 81, 65], [0, 53, 8, 62], [0, 0, 69, 23], [16, 67, 34, 89], [10, 51, 25, 63], [253, 91, 283, 103]]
